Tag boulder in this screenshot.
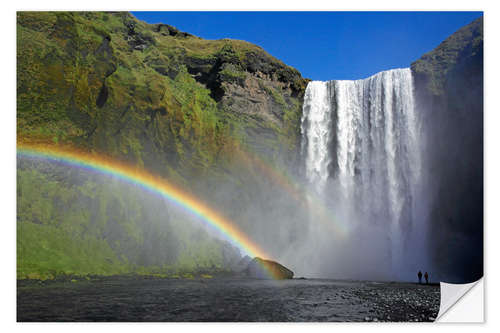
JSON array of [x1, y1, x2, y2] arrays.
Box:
[[244, 257, 293, 279]]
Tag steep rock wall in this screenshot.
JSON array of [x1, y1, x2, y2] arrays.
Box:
[[411, 16, 483, 283], [17, 11, 307, 179]]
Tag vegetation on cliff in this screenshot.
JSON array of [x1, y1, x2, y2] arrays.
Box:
[[17, 12, 306, 173], [17, 11, 308, 279], [17, 161, 244, 280], [411, 16, 483, 98]]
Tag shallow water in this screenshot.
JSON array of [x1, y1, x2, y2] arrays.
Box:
[[17, 277, 440, 322]]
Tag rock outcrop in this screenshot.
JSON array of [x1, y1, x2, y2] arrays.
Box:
[[244, 257, 294, 279]]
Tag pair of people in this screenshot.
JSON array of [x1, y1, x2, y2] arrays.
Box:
[[417, 271, 429, 284]]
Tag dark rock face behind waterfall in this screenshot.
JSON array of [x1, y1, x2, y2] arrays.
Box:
[[411, 16, 483, 283]]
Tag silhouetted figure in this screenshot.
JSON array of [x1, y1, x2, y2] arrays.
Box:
[[424, 272, 429, 284], [418, 271, 422, 284]]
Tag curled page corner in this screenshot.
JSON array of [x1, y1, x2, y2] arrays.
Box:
[[437, 278, 484, 322]]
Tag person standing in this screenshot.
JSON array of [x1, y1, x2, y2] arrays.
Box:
[[418, 271, 422, 284], [424, 272, 429, 284]]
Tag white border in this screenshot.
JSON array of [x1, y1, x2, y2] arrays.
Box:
[[438, 279, 484, 322]]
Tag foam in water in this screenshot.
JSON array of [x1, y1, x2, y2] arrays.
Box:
[[299, 68, 427, 280]]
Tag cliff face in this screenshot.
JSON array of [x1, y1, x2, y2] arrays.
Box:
[[17, 11, 307, 178], [16, 11, 308, 279], [411, 16, 483, 283]]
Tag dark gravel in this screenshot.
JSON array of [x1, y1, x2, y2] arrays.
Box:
[[17, 276, 440, 322]]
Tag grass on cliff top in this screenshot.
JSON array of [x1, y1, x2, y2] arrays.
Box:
[[411, 16, 483, 96]]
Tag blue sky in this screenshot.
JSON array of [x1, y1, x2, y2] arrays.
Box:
[[131, 11, 483, 81]]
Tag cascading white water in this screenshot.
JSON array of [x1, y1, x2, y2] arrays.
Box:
[[301, 81, 333, 192], [300, 68, 425, 280]]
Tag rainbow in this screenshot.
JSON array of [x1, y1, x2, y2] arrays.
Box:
[[17, 143, 275, 277]]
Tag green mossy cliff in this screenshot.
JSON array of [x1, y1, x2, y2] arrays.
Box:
[[17, 162, 242, 280], [17, 11, 308, 279], [17, 11, 307, 174]]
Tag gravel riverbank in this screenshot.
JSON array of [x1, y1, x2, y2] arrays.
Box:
[[17, 277, 440, 322]]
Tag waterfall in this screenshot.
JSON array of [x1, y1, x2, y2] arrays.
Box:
[[301, 81, 333, 192], [300, 68, 424, 280]]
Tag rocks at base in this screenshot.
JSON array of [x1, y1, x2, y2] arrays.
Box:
[[228, 255, 294, 280], [244, 257, 294, 280]]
